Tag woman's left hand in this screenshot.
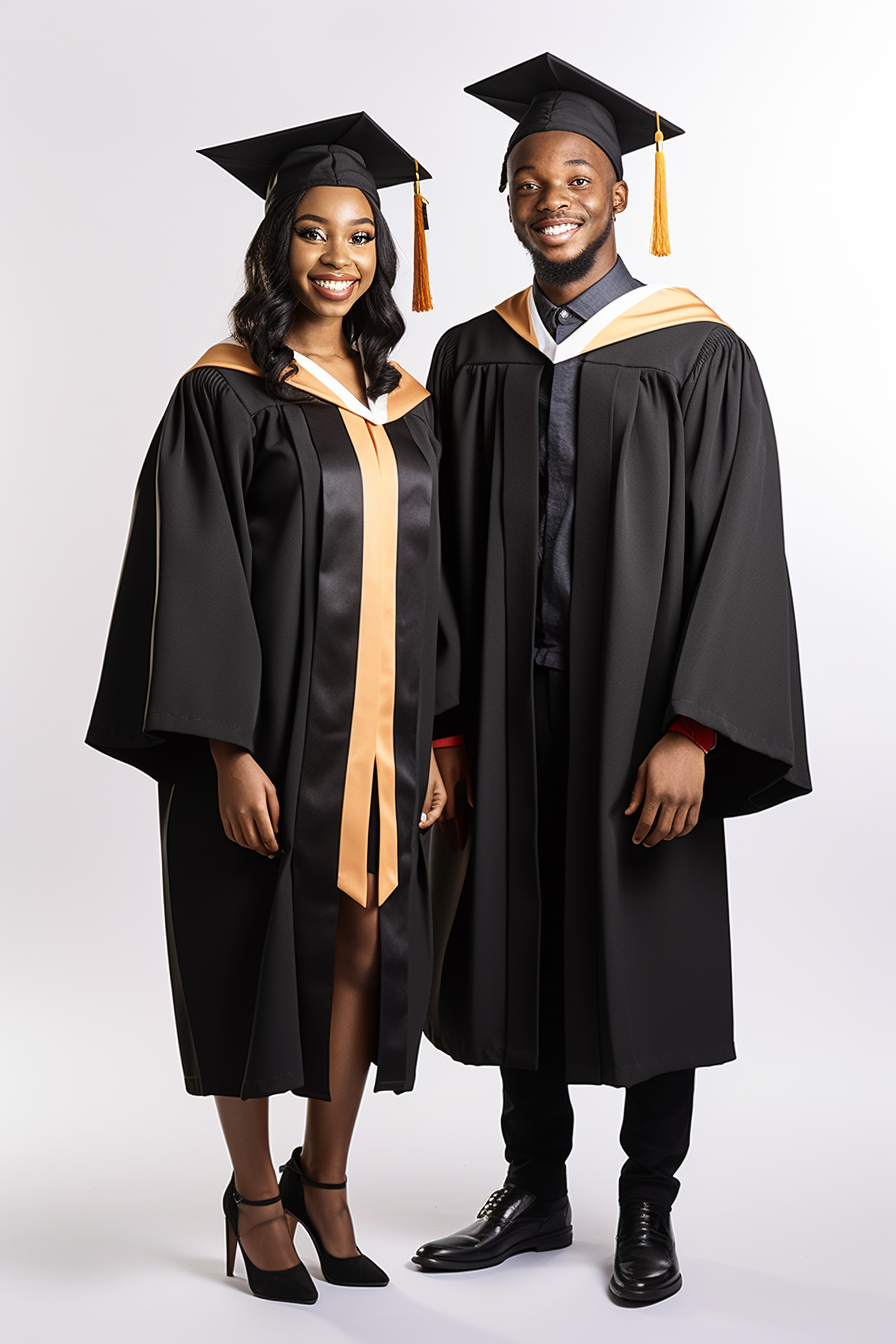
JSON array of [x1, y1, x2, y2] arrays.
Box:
[[419, 751, 448, 830]]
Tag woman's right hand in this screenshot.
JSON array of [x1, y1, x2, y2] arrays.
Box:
[[209, 740, 280, 858]]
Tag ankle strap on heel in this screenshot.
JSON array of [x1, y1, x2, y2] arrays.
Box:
[[233, 1190, 283, 1207], [300, 1173, 347, 1191], [279, 1149, 347, 1191]]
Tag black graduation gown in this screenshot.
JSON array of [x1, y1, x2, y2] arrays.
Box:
[[425, 285, 811, 1088], [87, 343, 459, 1099]]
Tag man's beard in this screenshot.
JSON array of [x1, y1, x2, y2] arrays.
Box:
[[517, 213, 614, 289]]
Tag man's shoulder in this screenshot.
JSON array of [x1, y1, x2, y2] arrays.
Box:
[[589, 288, 749, 383], [432, 304, 534, 372]]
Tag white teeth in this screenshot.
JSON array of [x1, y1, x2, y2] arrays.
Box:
[[314, 279, 355, 291], [539, 223, 578, 236]]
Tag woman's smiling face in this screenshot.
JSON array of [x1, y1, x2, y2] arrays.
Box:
[[289, 185, 377, 319]]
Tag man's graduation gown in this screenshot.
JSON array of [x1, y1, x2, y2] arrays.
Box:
[[426, 285, 811, 1088], [87, 344, 459, 1099]]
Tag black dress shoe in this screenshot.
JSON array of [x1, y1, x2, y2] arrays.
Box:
[[412, 1185, 572, 1272], [609, 1199, 682, 1303]]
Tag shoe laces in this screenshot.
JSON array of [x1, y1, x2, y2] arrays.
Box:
[[477, 1188, 512, 1220], [623, 1201, 669, 1246]]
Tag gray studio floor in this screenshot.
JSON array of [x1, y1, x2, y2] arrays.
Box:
[[4, 1035, 893, 1344]]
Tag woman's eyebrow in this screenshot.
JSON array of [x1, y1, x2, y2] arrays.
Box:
[[294, 213, 375, 227]]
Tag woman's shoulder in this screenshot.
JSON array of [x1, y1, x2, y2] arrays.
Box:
[[188, 338, 263, 380], [386, 362, 430, 421], [180, 339, 286, 415]]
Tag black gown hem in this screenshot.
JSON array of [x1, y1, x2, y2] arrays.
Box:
[[184, 1072, 305, 1099], [183, 1072, 422, 1100], [564, 1045, 737, 1088], [423, 1032, 736, 1088]]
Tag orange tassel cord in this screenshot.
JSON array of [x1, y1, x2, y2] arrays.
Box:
[[650, 111, 671, 258], [412, 160, 433, 312]]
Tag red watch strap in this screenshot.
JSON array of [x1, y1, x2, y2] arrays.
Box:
[[432, 735, 465, 749], [669, 716, 717, 753]]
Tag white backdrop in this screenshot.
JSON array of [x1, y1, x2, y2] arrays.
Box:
[[2, 2, 894, 1341]]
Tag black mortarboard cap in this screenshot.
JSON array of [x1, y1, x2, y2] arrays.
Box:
[[197, 112, 431, 213], [465, 52, 683, 186]]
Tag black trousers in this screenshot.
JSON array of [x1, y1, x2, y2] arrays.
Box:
[[501, 667, 695, 1208]]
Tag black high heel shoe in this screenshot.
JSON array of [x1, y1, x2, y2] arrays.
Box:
[[223, 1175, 318, 1303], [278, 1147, 389, 1287]]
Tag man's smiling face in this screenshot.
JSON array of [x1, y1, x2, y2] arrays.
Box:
[[507, 129, 627, 293]]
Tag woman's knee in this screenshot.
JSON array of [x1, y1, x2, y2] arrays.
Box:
[[335, 899, 380, 994]]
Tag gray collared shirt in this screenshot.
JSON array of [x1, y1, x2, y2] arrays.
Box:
[[532, 256, 643, 670]]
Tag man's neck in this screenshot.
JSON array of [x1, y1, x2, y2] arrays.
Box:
[[534, 243, 619, 308]]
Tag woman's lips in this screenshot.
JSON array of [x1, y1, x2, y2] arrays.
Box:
[[532, 220, 582, 246], [309, 276, 359, 300]]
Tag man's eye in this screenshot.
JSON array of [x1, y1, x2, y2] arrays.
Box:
[[570, 178, 590, 187]]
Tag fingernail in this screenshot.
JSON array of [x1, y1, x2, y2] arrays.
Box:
[[420, 812, 427, 823]]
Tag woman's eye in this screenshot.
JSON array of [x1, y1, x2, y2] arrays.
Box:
[[350, 231, 375, 245], [295, 227, 325, 242]]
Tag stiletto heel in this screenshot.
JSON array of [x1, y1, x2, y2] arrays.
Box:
[[225, 1216, 237, 1277], [279, 1147, 388, 1287], [222, 1174, 318, 1303]]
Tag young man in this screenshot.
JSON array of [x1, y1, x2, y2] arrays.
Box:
[[415, 53, 810, 1303]]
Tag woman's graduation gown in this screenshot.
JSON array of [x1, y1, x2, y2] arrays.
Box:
[[426, 285, 811, 1088], [87, 343, 459, 1099]]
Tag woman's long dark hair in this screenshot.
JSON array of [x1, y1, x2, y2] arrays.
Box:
[[231, 191, 405, 402]]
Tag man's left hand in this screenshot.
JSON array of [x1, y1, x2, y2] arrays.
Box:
[[625, 732, 706, 847]]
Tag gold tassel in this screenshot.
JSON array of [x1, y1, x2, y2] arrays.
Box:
[[412, 160, 433, 313], [650, 111, 671, 258]]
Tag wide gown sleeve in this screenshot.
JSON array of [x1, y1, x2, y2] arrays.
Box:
[[671, 327, 811, 816], [423, 339, 464, 738], [86, 366, 261, 782]]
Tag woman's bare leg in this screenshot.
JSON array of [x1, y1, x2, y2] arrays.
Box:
[[215, 1095, 303, 1271], [301, 876, 380, 1257]]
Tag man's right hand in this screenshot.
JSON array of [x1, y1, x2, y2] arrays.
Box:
[[434, 744, 474, 853]]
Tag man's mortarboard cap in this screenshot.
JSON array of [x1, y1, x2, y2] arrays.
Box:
[[465, 53, 684, 256], [197, 112, 434, 309]]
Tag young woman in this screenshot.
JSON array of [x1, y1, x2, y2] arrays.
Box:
[[87, 114, 458, 1304]]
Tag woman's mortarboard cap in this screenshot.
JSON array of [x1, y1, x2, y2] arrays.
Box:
[[198, 112, 434, 309], [198, 112, 431, 209], [465, 53, 684, 256]]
